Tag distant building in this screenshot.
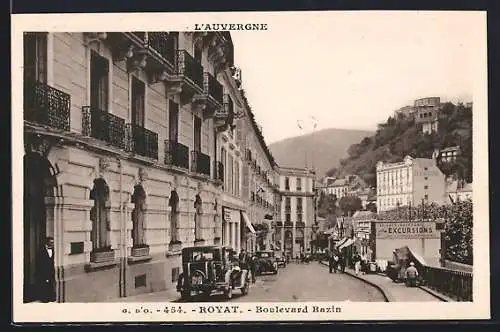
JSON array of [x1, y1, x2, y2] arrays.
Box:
[[434, 146, 461, 163], [446, 179, 473, 203], [278, 167, 316, 256], [376, 155, 447, 212], [414, 97, 441, 107], [394, 105, 416, 118], [415, 107, 440, 134], [321, 174, 367, 199]]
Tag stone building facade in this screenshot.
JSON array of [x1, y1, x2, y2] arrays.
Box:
[[23, 31, 243, 302], [376, 155, 447, 212], [278, 167, 316, 257]]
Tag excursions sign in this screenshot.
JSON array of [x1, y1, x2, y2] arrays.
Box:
[[375, 222, 440, 239]]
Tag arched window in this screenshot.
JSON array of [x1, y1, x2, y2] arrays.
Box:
[[131, 185, 146, 247], [90, 178, 111, 251], [169, 190, 180, 244]]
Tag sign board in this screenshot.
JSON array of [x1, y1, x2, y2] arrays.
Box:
[[375, 222, 440, 239]]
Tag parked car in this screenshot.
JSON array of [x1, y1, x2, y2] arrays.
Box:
[[254, 250, 278, 275], [176, 246, 250, 301], [275, 251, 287, 268]]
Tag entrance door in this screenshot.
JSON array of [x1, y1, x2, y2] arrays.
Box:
[[23, 154, 49, 303]]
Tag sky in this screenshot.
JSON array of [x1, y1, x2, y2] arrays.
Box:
[[229, 11, 484, 144]]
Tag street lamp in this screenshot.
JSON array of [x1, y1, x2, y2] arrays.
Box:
[[312, 222, 319, 254]]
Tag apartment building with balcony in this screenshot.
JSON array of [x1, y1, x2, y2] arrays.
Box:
[[278, 167, 316, 257], [22, 31, 236, 302], [376, 155, 447, 212], [231, 73, 280, 252], [216, 68, 248, 254]]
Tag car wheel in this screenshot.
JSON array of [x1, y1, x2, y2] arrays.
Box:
[[225, 287, 233, 300]]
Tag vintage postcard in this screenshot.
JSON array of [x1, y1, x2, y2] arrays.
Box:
[[12, 11, 489, 322]]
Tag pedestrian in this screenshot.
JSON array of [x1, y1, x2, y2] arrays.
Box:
[[405, 262, 419, 287], [36, 236, 56, 303], [353, 251, 362, 275], [329, 252, 339, 273], [249, 255, 257, 283], [239, 249, 249, 269], [339, 251, 345, 272]]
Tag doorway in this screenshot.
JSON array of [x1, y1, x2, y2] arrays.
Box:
[[23, 153, 53, 303]]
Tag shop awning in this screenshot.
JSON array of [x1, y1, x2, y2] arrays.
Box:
[[241, 212, 256, 234], [338, 238, 355, 250]]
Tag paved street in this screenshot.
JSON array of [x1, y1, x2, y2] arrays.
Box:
[[228, 261, 386, 302]]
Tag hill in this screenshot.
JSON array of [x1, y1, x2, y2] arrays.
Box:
[[330, 102, 473, 187], [269, 128, 374, 177]]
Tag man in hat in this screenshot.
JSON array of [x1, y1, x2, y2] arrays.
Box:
[[405, 262, 419, 287]]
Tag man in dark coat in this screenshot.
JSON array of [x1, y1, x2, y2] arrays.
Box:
[[36, 237, 56, 302], [249, 255, 257, 283], [329, 251, 339, 273]]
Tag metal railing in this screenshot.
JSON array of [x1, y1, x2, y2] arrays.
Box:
[[82, 106, 126, 150], [127, 123, 158, 160], [176, 50, 204, 89], [148, 32, 175, 65], [204, 72, 223, 104], [24, 80, 71, 131], [421, 265, 473, 301], [191, 150, 211, 176], [164, 140, 190, 169]]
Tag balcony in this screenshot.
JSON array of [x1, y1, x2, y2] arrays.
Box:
[[194, 72, 224, 118], [105, 32, 175, 82], [296, 222, 306, 228], [191, 150, 211, 177], [127, 123, 159, 160], [164, 140, 189, 169], [82, 106, 126, 150], [166, 50, 204, 105], [24, 80, 71, 131]]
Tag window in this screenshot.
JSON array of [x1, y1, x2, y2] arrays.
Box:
[[90, 178, 111, 255], [285, 197, 291, 211], [228, 154, 233, 195], [424, 185, 428, 189], [424, 167, 428, 171], [234, 161, 240, 197], [24, 33, 47, 84], [424, 194, 429, 200], [91, 51, 110, 111], [168, 100, 179, 142], [131, 185, 146, 249], [296, 178, 302, 191], [285, 177, 290, 191], [131, 76, 145, 126], [285, 213, 291, 223], [193, 116, 202, 152], [424, 177, 428, 180], [221, 147, 227, 190]]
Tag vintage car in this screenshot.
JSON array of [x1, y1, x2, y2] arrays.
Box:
[[176, 246, 250, 300], [254, 250, 278, 275], [275, 251, 287, 268]]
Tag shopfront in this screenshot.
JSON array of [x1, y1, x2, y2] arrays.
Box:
[[222, 207, 242, 252], [373, 221, 441, 263]]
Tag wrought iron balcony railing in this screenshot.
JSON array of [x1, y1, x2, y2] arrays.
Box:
[[164, 140, 189, 169], [204, 72, 223, 104], [127, 123, 159, 160], [176, 50, 204, 90], [148, 32, 175, 65], [24, 80, 71, 131], [284, 221, 293, 227], [191, 150, 211, 176], [296, 221, 306, 228], [82, 106, 126, 150]]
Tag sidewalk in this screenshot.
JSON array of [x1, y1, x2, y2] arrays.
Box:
[[106, 288, 179, 302], [319, 261, 445, 302]]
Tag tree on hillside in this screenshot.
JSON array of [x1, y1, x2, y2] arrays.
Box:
[[366, 202, 377, 213], [338, 196, 362, 216]]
